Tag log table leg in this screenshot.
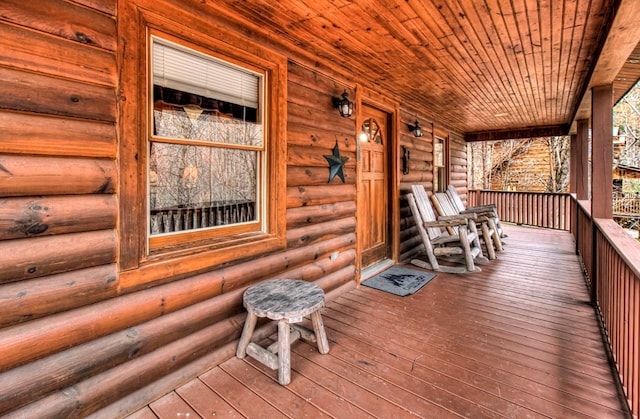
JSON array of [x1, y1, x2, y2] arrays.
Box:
[[311, 311, 330, 354], [236, 311, 257, 358], [277, 319, 291, 385]]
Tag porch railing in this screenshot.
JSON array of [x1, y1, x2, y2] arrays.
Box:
[[580, 202, 640, 417], [468, 190, 638, 415], [613, 197, 640, 215], [467, 190, 572, 230]]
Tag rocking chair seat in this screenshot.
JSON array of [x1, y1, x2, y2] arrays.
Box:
[[447, 185, 507, 239], [431, 191, 500, 259]]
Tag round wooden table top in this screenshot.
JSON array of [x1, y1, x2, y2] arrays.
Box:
[[243, 279, 325, 321]]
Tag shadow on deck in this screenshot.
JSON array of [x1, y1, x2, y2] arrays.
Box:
[[130, 225, 629, 418]]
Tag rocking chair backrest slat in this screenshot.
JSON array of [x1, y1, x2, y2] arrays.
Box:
[[432, 192, 459, 235], [447, 185, 466, 212], [433, 192, 459, 216], [410, 184, 441, 240]]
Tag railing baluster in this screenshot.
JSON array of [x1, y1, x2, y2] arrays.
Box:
[[470, 190, 575, 231]]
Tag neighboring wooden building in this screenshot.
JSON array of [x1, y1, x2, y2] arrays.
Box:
[[0, 0, 637, 416], [468, 138, 570, 193]]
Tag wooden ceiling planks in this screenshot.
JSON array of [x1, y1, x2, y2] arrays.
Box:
[[615, 43, 640, 102], [205, 0, 635, 139]]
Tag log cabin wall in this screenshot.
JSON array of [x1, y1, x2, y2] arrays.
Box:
[[0, 0, 465, 416], [0, 0, 122, 416], [397, 112, 469, 262]]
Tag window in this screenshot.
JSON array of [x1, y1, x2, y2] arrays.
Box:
[[434, 136, 448, 192], [118, 7, 286, 286], [148, 36, 265, 250]]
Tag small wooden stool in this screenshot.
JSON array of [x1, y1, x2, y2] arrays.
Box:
[[236, 279, 330, 385]]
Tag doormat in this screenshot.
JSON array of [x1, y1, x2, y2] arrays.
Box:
[[361, 265, 436, 296]]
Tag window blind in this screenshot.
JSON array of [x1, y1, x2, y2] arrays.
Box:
[[152, 37, 260, 108]]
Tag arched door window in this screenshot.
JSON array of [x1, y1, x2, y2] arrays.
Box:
[[360, 118, 383, 144]]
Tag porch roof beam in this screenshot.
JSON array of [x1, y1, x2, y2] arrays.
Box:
[[464, 124, 570, 142]]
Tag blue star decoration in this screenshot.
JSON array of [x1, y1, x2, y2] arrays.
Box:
[[324, 141, 349, 183]]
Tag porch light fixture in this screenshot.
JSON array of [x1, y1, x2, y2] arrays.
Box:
[[332, 90, 353, 118], [408, 120, 423, 137]]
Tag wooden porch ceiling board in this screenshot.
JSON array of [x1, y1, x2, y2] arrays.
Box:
[[615, 43, 640, 103], [203, 0, 633, 139], [133, 225, 628, 418]]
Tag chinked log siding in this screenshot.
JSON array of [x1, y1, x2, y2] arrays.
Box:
[[0, 0, 466, 416], [0, 111, 116, 158], [0, 264, 118, 328], [1, 0, 116, 50], [0, 67, 116, 122], [286, 201, 357, 228], [0, 194, 117, 240], [287, 217, 357, 248], [287, 184, 357, 207], [0, 230, 116, 284], [0, 23, 116, 87], [0, 0, 122, 415], [0, 155, 117, 196]]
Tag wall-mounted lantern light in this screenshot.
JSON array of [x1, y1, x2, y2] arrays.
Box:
[[408, 120, 423, 137], [332, 90, 353, 118]]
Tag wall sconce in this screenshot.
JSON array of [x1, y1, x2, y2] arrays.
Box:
[[332, 90, 353, 118], [408, 120, 423, 137]]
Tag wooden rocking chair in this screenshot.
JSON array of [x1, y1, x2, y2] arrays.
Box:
[[447, 185, 507, 239], [407, 184, 487, 274], [431, 191, 500, 259]]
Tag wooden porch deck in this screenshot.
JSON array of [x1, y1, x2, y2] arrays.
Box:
[[130, 225, 629, 418]]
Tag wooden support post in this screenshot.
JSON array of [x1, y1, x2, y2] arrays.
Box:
[[591, 85, 613, 219], [570, 133, 577, 195], [576, 119, 590, 201], [574, 120, 589, 256]]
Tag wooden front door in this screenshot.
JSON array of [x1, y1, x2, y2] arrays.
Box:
[[359, 104, 390, 268]]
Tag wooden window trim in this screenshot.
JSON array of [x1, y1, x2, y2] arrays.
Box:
[[118, 5, 287, 290], [433, 135, 450, 192]]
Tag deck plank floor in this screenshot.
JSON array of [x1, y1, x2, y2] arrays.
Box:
[[134, 225, 629, 418]]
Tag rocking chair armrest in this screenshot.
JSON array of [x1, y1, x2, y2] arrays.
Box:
[[462, 204, 496, 213], [464, 209, 494, 218], [423, 219, 468, 228], [475, 215, 491, 223], [423, 213, 476, 228], [438, 213, 477, 222]]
